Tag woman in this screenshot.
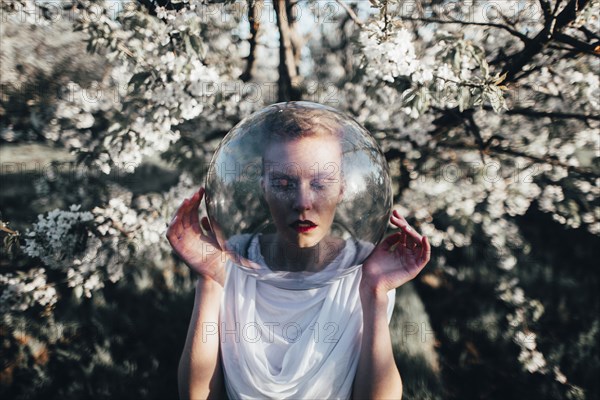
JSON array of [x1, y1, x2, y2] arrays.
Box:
[[167, 106, 431, 399]]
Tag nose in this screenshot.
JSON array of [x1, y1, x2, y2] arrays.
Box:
[[292, 184, 313, 212]]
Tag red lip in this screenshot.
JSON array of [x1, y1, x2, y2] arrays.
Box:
[[290, 220, 317, 233]]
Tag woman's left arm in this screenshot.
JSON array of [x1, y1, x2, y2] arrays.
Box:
[[353, 210, 431, 399]]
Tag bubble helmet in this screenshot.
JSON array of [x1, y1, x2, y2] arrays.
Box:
[[205, 101, 392, 289]]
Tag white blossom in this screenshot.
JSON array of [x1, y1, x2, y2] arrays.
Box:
[[0, 268, 57, 312], [359, 25, 418, 83]]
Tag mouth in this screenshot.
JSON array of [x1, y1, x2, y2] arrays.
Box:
[[290, 220, 317, 233]]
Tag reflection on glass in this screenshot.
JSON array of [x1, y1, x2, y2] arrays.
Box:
[[205, 101, 392, 289]]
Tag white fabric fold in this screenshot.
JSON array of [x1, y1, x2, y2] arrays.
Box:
[[220, 235, 395, 399]]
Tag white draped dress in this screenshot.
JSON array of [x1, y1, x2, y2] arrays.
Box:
[[220, 235, 395, 399]]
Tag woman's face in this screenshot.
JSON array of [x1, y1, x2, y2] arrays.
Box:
[[262, 135, 344, 248]]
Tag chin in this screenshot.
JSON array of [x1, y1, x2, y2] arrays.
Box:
[[299, 235, 326, 249], [297, 240, 316, 248], [285, 232, 322, 249]]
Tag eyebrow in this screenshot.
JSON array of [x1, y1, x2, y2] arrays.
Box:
[[269, 171, 294, 178], [269, 172, 340, 183]]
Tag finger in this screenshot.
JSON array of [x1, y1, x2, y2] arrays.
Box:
[[390, 214, 412, 243], [392, 209, 411, 224], [180, 198, 192, 229], [172, 198, 189, 221], [420, 236, 431, 265], [189, 209, 201, 235], [169, 209, 179, 226], [383, 232, 403, 252], [405, 231, 420, 251], [177, 197, 191, 220], [187, 192, 202, 232], [390, 212, 410, 232], [167, 213, 184, 241], [391, 211, 422, 243], [202, 217, 219, 243], [200, 217, 221, 249], [201, 216, 212, 233]]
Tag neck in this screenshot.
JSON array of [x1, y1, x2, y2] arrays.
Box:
[[262, 235, 328, 272]]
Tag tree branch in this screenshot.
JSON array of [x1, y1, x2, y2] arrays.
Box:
[[481, 106, 600, 121], [553, 32, 600, 58], [502, 0, 590, 81], [579, 25, 600, 41], [464, 114, 488, 163], [437, 141, 598, 180]]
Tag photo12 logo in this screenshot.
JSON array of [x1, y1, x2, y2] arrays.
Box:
[[203, 321, 340, 344]]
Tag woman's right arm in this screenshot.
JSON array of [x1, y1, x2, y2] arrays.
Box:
[[167, 188, 227, 399], [178, 277, 225, 400]]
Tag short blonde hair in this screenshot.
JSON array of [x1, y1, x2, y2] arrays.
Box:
[[261, 103, 345, 143]]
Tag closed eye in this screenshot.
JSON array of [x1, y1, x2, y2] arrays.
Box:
[[311, 181, 325, 190], [312, 178, 339, 190], [271, 178, 296, 190]]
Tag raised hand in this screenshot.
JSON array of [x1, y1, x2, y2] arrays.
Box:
[[361, 210, 431, 296], [166, 188, 226, 286]]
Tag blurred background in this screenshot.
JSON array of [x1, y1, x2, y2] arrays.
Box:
[[1, 0, 599, 399]]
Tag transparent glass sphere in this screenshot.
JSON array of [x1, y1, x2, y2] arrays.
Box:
[[205, 101, 392, 289]]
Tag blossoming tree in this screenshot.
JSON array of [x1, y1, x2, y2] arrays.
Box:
[[1, 0, 598, 398]]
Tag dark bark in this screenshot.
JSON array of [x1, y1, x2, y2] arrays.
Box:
[[273, 0, 302, 101], [136, 0, 186, 16], [502, 0, 591, 81], [240, 0, 263, 82], [481, 106, 600, 121]]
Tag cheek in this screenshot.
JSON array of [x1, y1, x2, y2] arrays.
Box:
[[265, 194, 288, 216], [319, 187, 341, 205], [266, 191, 283, 203], [325, 191, 342, 217], [319, 197, 338, 217]]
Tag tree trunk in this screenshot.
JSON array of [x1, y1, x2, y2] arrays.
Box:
[[273, 0, 302, 101], [240, 0, 263, 82]]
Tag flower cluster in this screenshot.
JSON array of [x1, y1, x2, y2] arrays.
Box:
[[25, 0, 260, 176], [496, 276, 584, 397], [0, 268, 57, 313], [24, 205, 94, 269], [358, 17, 507, 118], [359, 25, 419, 83], [497, 277, 547, 373], [93, 193, 171, 267], [22, 205, 106, 297]]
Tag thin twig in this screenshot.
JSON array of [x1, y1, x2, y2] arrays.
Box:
[[334, 0, 364, 28], [399, 16, 530, 43]]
